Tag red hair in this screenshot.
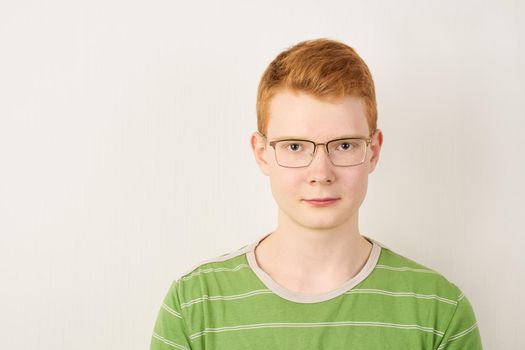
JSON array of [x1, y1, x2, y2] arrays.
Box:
[[256, 38, 377, 135]]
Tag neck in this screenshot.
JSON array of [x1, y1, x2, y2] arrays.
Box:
[[255, 208, 373, 283]]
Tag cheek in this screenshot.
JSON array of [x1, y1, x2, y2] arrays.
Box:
[[268, 167, 301, 201], [340, 168, 369, 195]]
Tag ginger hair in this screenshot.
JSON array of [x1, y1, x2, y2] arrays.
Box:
[[256, 38, 377, 136]]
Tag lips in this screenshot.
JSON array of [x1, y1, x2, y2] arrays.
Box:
[[303, 198, 340, 207], [304, 198, 339, 201]]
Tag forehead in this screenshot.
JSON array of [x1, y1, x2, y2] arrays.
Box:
[[267, 89, 369, 140]]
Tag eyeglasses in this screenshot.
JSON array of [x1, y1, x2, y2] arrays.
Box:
[[260, 132, 375, 168]]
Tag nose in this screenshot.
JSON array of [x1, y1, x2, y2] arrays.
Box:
[[311, 145, 330, 163], [307, 145, 335, 183]]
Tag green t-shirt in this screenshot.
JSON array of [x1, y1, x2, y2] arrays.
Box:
[[150, 233, 483, 350]]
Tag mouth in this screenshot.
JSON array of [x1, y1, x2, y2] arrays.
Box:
[[303, 197, 340, 201], [302, 198, 340, 206]]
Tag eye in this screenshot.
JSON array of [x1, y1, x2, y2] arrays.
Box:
[[331, 139, 362, 152], [286, 143, 302, 152], [337, 142, 355, 151], [339, 142, 351, 150]]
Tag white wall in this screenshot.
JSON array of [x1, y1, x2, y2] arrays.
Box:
[[1, 0, 523, 349]]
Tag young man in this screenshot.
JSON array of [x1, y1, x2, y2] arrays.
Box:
[[150, 38, 483, 350]]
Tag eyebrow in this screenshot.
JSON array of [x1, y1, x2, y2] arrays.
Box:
[[270, 134, 368, 141]]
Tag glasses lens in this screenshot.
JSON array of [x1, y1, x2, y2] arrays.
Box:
[[327, 139, 367, 166], [274, 140, 315, 167]]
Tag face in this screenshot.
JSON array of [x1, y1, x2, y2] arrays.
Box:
[[251, 89, 383, 232]]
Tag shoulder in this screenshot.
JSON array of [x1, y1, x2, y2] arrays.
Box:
[[372, 242, 464, 301], [368, 242, 470, 328], [367, 242, 483, 348], [169, 241, 254, 302]]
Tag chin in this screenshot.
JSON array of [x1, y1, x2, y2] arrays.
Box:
[[294, 215, 350, 230]]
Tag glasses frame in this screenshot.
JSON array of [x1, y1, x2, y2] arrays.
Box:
[[259, 130, 376, 168]]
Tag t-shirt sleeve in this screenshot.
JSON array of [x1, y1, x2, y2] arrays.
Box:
[[435, 291, 483, 350], [150, 280, 193, 350]]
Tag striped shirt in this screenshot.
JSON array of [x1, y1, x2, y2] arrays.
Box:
[[150, 233, 483, 350]]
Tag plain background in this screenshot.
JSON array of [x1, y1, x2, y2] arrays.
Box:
[[1, 0, 523, 349]]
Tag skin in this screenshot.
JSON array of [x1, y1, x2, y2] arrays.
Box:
[[250, 88, 384, 295]]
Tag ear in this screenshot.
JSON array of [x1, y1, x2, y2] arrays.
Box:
[[368, 128, 383, 174], [250, 131, 270, 176]]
